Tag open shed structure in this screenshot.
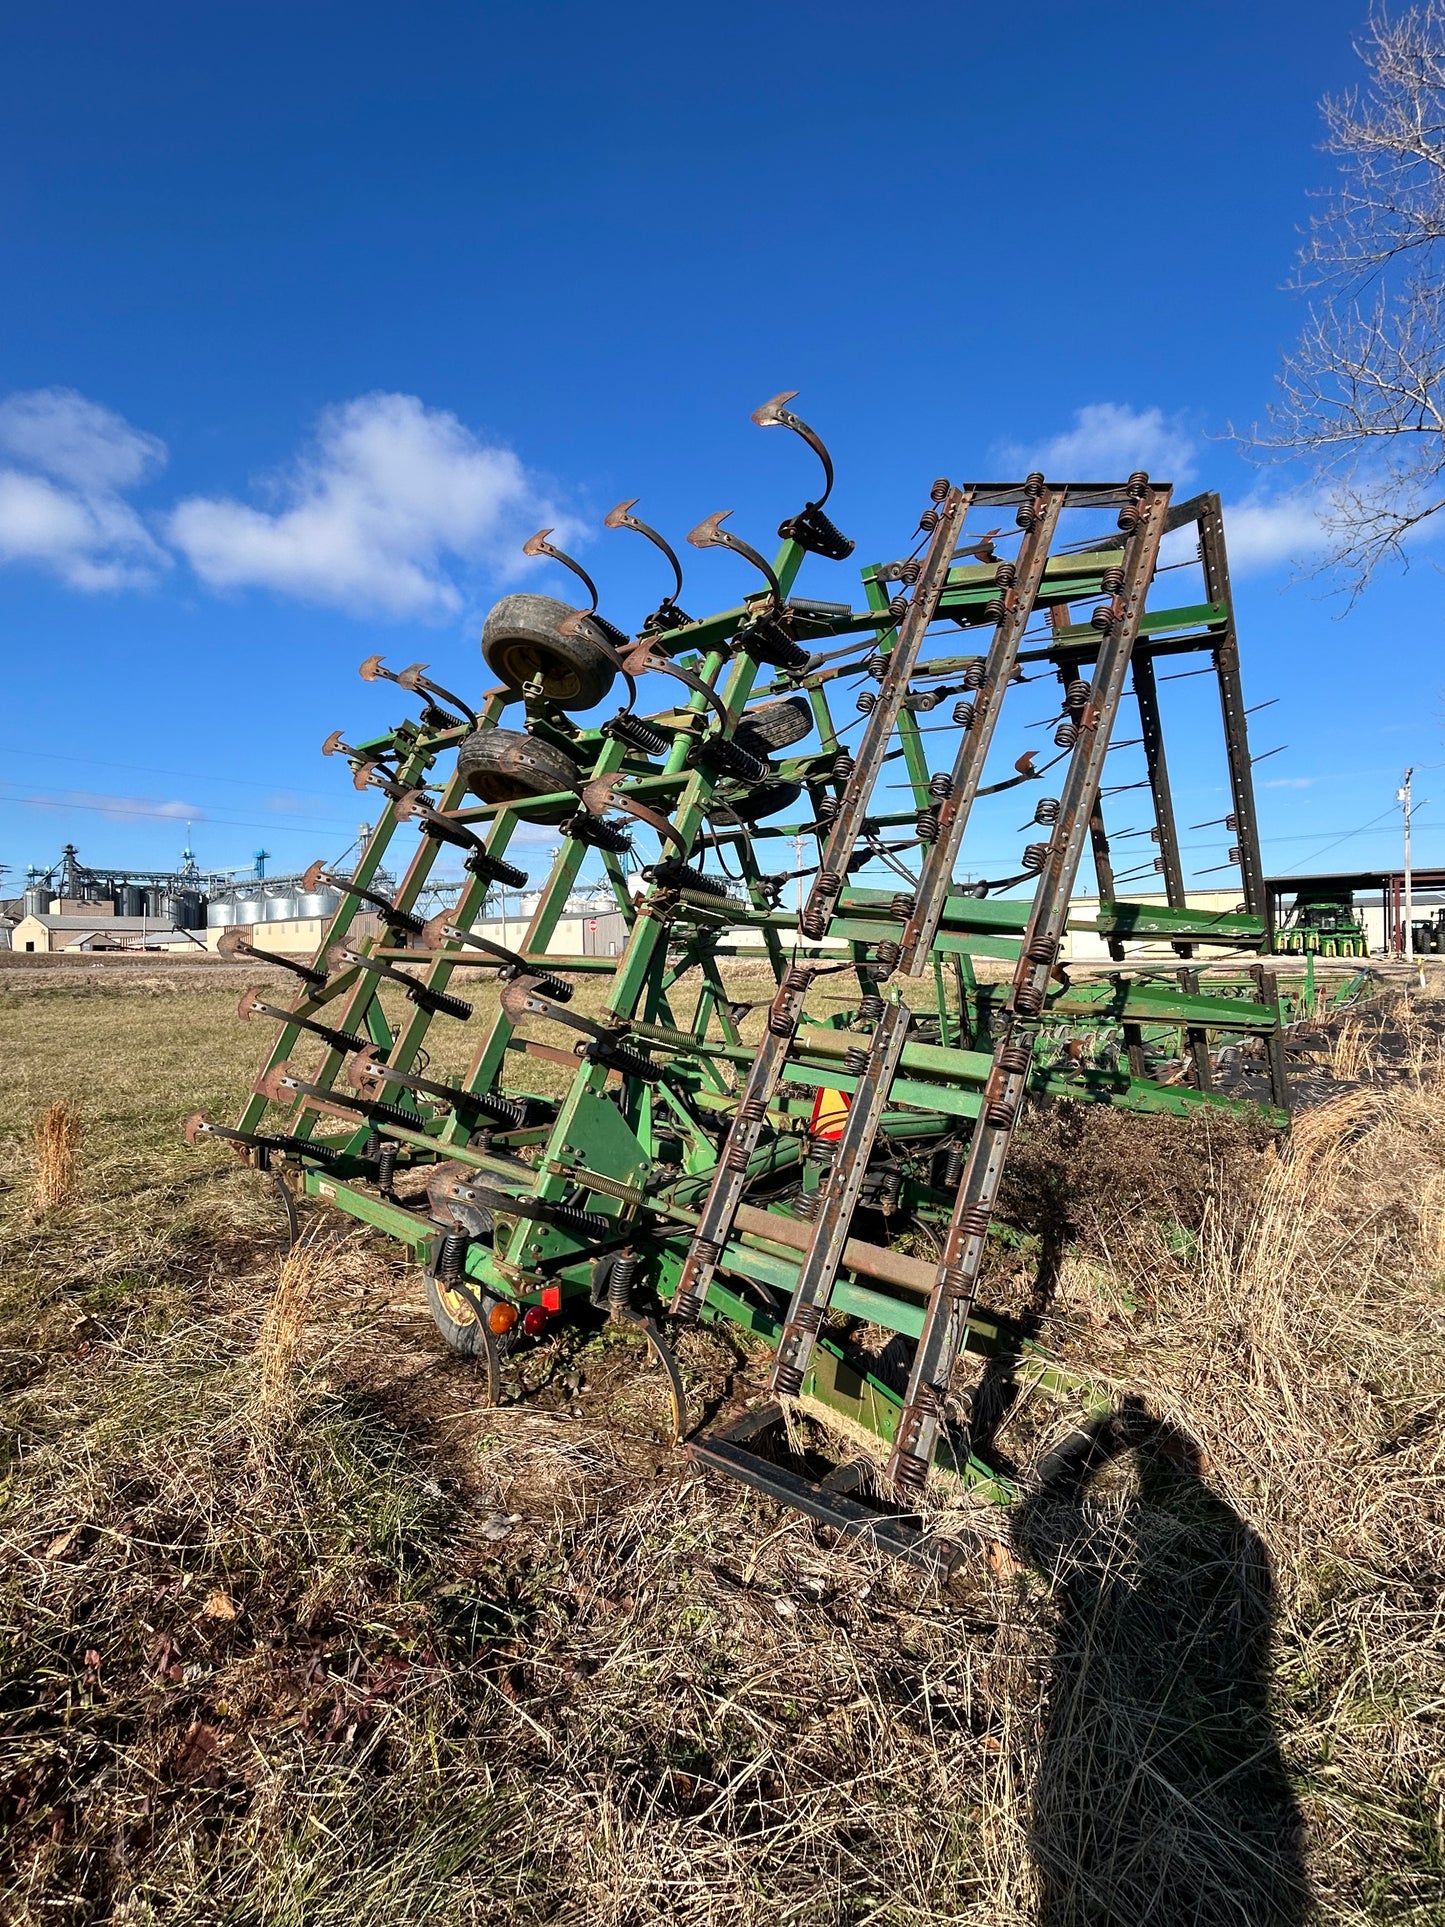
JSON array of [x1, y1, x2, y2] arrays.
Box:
[[191, 397, 1290, 1563]]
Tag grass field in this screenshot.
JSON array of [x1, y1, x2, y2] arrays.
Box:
[[2, 963, 1443, 1925]]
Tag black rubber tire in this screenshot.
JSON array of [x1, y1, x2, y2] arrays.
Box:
[[456, 728, 581, 824], [482, 593, 618, 711], [735, 695, 813, 758], [709, 779, 803, 827]]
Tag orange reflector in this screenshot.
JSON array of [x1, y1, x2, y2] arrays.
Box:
[[488, 1301, 518, 1335], [810, 1086, 851, 1140]]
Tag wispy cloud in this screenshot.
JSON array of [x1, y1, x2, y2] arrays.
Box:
[[0, 388, 170, 590], [8, 787, 202, 823], [1224, 491, 1329, 572], [168, 392, 567, 620], [1264, 776, 1315, 789], [995, 403, 1199, 486]]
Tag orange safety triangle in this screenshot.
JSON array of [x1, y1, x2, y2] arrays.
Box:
[[809, 1085, 851, 1140]]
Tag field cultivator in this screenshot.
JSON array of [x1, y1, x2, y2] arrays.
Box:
[[190, 395, 1292, 1567]]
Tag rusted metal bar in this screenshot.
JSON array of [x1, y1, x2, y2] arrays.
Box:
[[888, 476, 1172, 1493]]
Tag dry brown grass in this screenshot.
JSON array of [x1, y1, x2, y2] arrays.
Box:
[[29, 1099, 82, 1215], [0, 969, 1443, 1925]]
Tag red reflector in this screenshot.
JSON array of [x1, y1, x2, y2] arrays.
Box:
[[521, 1306, 549, 1337], [541, 1284, 562, 1312]]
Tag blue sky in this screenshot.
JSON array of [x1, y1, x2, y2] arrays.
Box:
[[1, 0, 1439, 895]]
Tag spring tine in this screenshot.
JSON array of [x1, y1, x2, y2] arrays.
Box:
[[750, 390, 836, 506], [522, 527, 600, 612], [605, 498, 685, 604], [685, 511, 783, 602]]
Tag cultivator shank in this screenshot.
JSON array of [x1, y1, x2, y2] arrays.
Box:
[[193, 395, 1289, 1562]]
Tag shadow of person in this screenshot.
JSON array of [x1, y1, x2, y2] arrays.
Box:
[[1010, 1399, 1310, 1926]]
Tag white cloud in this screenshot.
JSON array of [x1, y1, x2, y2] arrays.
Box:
[[996, 403, 1199, 486], [0, 387, 169, 590], [15, 788, 201, 823], [1222, 491, 1329, 572], [1264, 776, 1315, 789], [168, 392, 564, 620]]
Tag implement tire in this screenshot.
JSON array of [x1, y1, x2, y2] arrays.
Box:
[[457, 728, 580, 824], [482, 593, 618, 711], [735, 695, 813, 759]]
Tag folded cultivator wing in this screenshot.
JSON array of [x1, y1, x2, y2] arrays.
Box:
[[191, 395, 1287, 1568]]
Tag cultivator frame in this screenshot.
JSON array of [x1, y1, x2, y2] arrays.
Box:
[[191, 395, 1290, 1565]]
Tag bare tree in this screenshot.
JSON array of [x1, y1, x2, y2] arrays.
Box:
[[1260, 3, 1445, 592]]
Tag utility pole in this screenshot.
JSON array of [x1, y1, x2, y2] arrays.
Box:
[[1397, 768, 1414, 959]]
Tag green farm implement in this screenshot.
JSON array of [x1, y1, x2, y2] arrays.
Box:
[[190, 395, 1291, 1567]]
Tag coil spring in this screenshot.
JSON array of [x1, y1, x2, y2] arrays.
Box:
[[376, 1141, 398, 1193], [814, 796, 840, 825], [769, 1004, 798, 1038], [1033, 797, 1061, 825], [1054, 720, 1079, 749], [964, 660, 987, 690], [939, 1263, 972, 1303], [929, 772, 953, 801], [748, 627, 812, 672], [1023, 471, 1044, 496], [604, 711, 671, 756], [844, 1045, 869, 1076], [953, 700, 975, 729], [1117, 505, 1141, 534], [918, 507, 941, 534], [436, 1230, 468, 1283], [725, 1141, 752, 1172], [994, 560, 1018, 588], [832, 752, 855, 783], [651, 859, 730, 898], [417, 986, 473, 1023], [873, 940, 901, 975], [1100, 565, 1125, 595], [1126, 470, 1149, 499], [983, 594, 1008, 623], [1026, 934, 1058, 967], [359, 1092, 428, 1127], [1022, 842, 1050, 873], [1065, 679, 1092, 711], [1014, 982, 1045, 1016], [856, 690, 877, 716], [692, 1238, 722, 1268], [814, 871, 842, 900], [858, 992, 884, 1024], [778, 499, 855, 561], [1016, 501, 1038, 531], [597, 1041, 660, 1083], [792, 1191, 821, 1221], [602, 1253, 636, 1316], [702, 737, 770, 783], [584, 611, 631, 650], [934, 1145, 966, 1190], [474, 1089, 529, 1128], [800, 906, 830, 941], [864, 650, 888, 680], [526, 969, 574, 1004], [893, 1450, 928, 1492], [889, 593, 909, 621], [998, 1044, 1033, 1076], [420, 702, 464, 731], [958, 1202, 992, 1240], [773, 1361, 805, 1397], [931, 477, 951, 503], [916, 807, 940, 843], [566, 813, 634, 853], [1091, 601, 1118, 634], [890, 893, 916, 921], [985, 1097, 1017, 1129], [672, 1286, 704, 1325], [468, 851, 529, 889], [549, 1202, 614, 1240]]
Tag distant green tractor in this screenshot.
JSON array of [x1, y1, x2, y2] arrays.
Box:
[[1277, 888, 1370, 958]]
